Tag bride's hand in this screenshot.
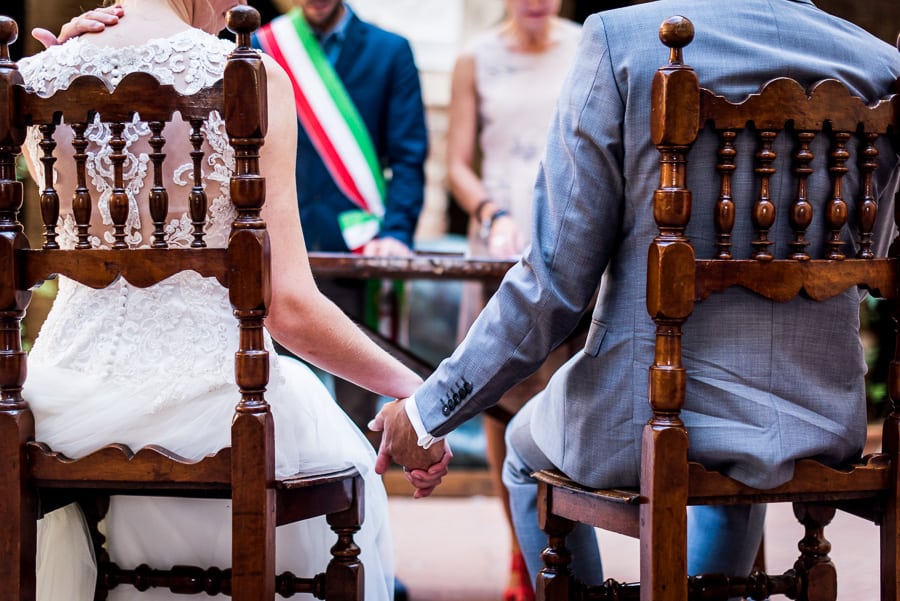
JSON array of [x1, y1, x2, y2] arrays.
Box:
[[403, 442, 452, 498], [32, 5, 124, 49]]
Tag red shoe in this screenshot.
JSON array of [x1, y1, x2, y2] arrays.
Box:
[[503, 551, 535, 601]]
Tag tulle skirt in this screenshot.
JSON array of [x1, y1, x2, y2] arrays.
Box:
[[26, 357, 394, 601]]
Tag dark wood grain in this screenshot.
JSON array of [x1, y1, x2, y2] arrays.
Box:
[[309, 251, 515, 281]]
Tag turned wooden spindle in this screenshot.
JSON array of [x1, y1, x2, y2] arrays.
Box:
[[188, 118, 208, 248], [856, 131, 879, 259], [825, 130, 851, 260], [751, 130, 777, 261], [713, 130, 737, 259], [71, 123, 93, 249], [148, 121, 169, 248], [108, 122, 130, 249], [788, 131, 815, 260]]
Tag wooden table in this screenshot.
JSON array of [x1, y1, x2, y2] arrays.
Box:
[[308, 251, 514, 282]]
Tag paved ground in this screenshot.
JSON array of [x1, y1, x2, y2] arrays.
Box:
[[389, 495, 880, 601]]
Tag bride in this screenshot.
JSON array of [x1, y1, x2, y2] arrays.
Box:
[[18, 0, 449, 599]]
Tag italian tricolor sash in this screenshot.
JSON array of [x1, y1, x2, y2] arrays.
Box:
[[257, 9, 386, 251]]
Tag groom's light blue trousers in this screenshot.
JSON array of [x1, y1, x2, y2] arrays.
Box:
[[502, 401, 767, 587]]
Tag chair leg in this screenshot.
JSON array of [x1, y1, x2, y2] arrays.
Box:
[[880, 495, 899, 601], [792, 502, 837, 601], [535, 513, 577, 601], [324, 477, 364, 601], [0, 410, 38, 601], [536, 481, 576, 601]]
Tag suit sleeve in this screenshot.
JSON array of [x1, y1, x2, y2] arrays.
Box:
[[378, 38, 428, 247], [414, 16, 628, 435]]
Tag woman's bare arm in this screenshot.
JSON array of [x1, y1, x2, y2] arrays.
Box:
[[258, 56, 423, 400]]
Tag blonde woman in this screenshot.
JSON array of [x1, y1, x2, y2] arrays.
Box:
[[445, 2, 581, 600]]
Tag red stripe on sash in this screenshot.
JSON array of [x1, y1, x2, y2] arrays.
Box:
[[257, 25, 369, 210]]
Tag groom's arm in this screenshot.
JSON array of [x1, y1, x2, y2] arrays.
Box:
[[369, 18, 625, 489]]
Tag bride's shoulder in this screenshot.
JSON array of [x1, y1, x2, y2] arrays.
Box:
[[258, 53, 291, 92]]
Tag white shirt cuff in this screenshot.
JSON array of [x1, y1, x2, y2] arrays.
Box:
[[404, 394, 445, 450]]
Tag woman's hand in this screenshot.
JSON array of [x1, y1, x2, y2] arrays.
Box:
[[32, 5, 123, 49], [403, 443, 453, 498], [487, 214, 524, 259]]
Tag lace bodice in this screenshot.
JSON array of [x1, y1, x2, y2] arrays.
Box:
[[21, 29, 281, 412]]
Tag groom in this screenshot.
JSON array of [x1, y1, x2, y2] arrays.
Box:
[[373, 0, 900, 587]]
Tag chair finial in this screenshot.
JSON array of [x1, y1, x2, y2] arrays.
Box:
[[227, 5, 260, 48], [0, 16, 18, 63], [659, 16, 694, 65]]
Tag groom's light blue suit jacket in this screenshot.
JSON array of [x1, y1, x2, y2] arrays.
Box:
[[416, 0, 900, 490]]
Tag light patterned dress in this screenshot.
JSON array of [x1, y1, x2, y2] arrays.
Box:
[[458, 20, 584, 411]]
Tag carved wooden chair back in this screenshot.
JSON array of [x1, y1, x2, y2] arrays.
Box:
[[0, 8, 363, 601], [535, 15, 900, 601]]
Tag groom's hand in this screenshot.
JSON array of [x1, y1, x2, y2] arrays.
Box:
[[32, 5, 123, 49], [369, 398, 451, 496]]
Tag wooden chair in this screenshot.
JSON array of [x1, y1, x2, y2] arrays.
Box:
[[0, 8, 364, 601], [534, 15, 900, 601]]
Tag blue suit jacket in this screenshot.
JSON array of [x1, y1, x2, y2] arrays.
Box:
[[415, 0, 900, 490], [253, 13, 428, 252]]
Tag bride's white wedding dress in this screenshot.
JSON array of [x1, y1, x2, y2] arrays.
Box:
[[19, 28, 394, 601]]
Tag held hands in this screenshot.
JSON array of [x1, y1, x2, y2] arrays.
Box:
[[369, 398, 452, 498], [32, 5, 123, 49]]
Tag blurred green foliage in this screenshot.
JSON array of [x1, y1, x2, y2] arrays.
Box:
[[862, 296, 893, 420]]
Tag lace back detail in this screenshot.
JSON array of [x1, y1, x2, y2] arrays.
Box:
[[18, 29, 239, 250]]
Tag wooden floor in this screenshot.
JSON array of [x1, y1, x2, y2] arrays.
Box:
[[388, 491, 881, 601]]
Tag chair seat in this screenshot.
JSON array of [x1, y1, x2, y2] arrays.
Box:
[[276, 466, 363, 527], [28, 439, 364, 527], [535, 469, 641, 537], [27, 441, 232, 493], [278, 465, 360, 489], [536, 453, 891, 539]]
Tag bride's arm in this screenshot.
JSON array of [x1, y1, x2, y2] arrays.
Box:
[[257, 56, 423, 400]]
